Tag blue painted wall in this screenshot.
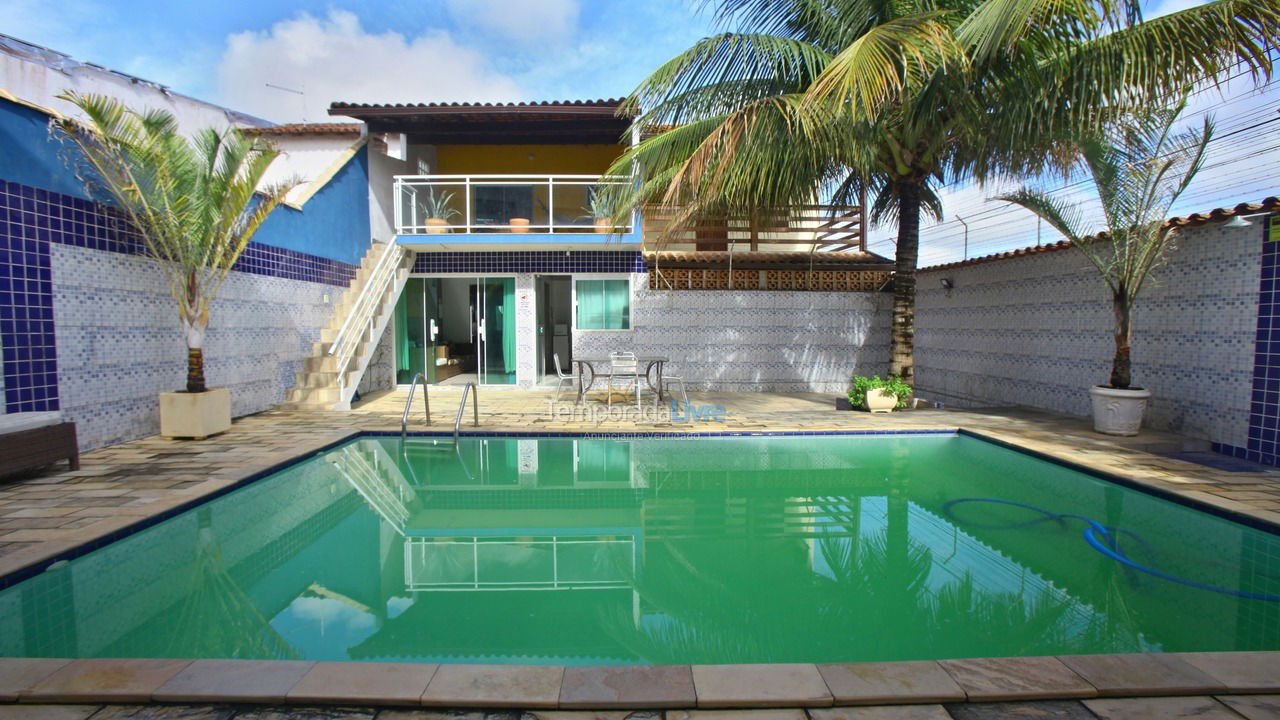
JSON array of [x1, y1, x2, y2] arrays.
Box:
[[0, 99, 94, 201], [253, 147, 371, 266], [0, 97, 371, 265]]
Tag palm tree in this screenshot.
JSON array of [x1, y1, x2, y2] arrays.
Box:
[[55, 92, 297, 393], [995, 101, 1212, 390], [609, 0, 1278, 384]]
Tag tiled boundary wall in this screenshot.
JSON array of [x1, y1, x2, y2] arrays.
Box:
[[412, 252, 893, 393], [915, 220, 1265, 454], [0, 180, 366, 449]]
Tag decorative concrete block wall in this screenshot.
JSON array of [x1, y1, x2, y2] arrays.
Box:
[[573, 277, 892, 393], [51, 243, 344, 449], [915, 221, 1261, 447]]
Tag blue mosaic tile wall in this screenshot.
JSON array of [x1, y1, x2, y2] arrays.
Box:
[[1216, 216, 1280, 465], [0, 179, 361, 414], [0, 189, 58, 413], [412, 250, 646, 274]]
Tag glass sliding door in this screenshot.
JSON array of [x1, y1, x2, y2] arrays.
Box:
[[398, 275, 515, 386], [394, 278, 442, 385], [478, 277, 516, 385]]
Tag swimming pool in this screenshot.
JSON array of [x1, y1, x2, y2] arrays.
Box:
[[1, 432, 1277, 665]]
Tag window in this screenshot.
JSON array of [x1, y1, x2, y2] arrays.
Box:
[[576, 279, 631, 330]]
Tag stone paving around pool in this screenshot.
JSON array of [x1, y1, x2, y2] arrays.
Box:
[[2, 696, 1280, 719]]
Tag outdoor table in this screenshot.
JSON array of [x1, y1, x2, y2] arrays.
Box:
[[572, 356, 669, 404]]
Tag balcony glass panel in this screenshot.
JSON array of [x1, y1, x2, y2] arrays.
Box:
[[395, 175, 632, 235]]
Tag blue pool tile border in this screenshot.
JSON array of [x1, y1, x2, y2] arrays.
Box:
[[4, 426, 1279, 592]]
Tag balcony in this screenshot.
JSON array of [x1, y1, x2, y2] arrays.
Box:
[[395, 174, 635, 236], [641, 205, 865, 251]]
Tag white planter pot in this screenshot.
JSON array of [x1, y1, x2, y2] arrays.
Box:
[[160, 387, 231, 439], [1089, 385, 1151, 436], [864, 388, 897, 414]]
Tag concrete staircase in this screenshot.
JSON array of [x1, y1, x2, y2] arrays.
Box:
[[284, 241, 413, 410]]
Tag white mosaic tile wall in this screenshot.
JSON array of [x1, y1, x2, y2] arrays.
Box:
[[52, 244, 343, 449], [515, 273, 538, 388], [571, 275, 892, 393], [915, 222, 1259, 446]]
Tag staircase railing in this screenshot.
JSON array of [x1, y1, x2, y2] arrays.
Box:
[[328, 240, 405, 398]]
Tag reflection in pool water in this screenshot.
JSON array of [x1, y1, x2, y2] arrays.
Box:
[[1, 433, 1277, 665]]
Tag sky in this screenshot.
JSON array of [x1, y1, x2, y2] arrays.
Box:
[[0, 0, 716, 123], [3, 0, 1274, 264]]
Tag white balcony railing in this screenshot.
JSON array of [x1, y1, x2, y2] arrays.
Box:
[[395, 174, 635, 235]]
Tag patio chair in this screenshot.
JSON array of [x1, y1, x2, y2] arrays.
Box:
[[656, 372, 690, 410], [552, 353, 578, 403], [606, 351, 642, 408]]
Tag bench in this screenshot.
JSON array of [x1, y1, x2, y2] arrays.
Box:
[[0, 412, 79, 476]]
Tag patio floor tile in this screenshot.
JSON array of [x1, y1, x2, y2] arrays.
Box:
[[559, 665, 695, 709], [1083, 696, 1243, 719], [938, 657, 1095, 701], [151, 659, 315, 703], [1176, 652, 1280, 692], [287, 662, 438, 706], [691, 664, 832, 708], [420, 664, 564, 708], [1216, 694, 1280, 720], [22, 658, 192, 703], [809, 706, 952, 719], [672, 710, 808, 720], [0, 705, 101, 720], [817, 661, 965, 705], [1057, 653, 1225, 696], [945, 700, 1097, 720], [0, 658, 72, 701]]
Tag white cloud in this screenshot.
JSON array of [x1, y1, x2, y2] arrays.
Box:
[[445, 0, 580, 45], [215, 9, 524, 123]]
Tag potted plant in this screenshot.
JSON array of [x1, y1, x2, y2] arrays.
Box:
[[419, 189, 459, 233], [56, 91, 298, 439], [996, 101, 1211, 435], [848, 374, 912, 413], [584, 186, 619, 234]]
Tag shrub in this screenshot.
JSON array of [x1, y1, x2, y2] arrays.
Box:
[[849, 374, 912, 409]]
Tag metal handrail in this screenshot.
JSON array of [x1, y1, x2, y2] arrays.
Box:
[[329, 241, 404, 395], [454, 382, 479, 442], [401, 373, 430, 440]]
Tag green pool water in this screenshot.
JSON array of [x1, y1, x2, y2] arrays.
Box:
[[2, 433, 1278, 665]]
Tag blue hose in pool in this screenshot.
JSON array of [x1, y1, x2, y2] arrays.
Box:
[[942, 497, 1280, 602]]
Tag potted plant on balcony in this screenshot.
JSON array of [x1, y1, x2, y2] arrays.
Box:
[[996, 101, 1211, 435], [55, 91, 297, 439], [419, 189, 459, 233], [585, 186, 620, 234]]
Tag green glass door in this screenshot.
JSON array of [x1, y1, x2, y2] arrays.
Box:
[[395, 279, 442, 384], [478, 277, 516, 385]]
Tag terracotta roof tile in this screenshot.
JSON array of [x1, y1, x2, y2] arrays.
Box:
[[919, 197, 1280, 272], [329, 98, 623, 110], [241, 123, 361, 136]]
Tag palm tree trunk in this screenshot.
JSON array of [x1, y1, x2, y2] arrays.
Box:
[[182, 311, 208, 394], [1110, 292, 1132, 389], [889, 182, 921, 385]]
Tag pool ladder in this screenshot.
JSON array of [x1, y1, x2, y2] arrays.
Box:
[[400, 376, 479, 443]]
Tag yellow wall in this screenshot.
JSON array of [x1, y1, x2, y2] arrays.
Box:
[[434, 144, 624, 175]]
